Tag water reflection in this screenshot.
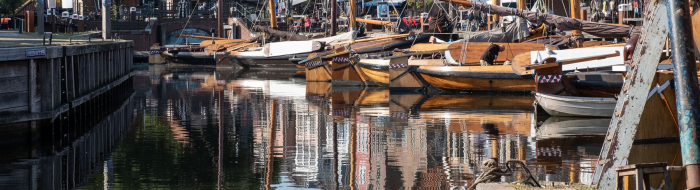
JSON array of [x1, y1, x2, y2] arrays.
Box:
[[0, 65, 609, 189]]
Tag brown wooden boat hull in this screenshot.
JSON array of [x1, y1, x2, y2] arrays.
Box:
[[358, 67, 389, 85], [417, 65, 535, 91], [305, 61, 333, 82], [331, 55, 366, 86], [356, 59, 390, 85]]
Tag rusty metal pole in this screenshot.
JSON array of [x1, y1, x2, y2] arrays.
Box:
[[330, 0, 338, 35], [666, 0, 700, 187]]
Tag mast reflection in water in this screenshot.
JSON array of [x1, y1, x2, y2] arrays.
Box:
[[0, 65, 607, 189]]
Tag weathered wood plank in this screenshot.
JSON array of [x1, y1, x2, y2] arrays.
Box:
[[89, 54, 95, 91], [0, 46, 63, 61], [0, 91, 29, 110], [0, 61, 29, 77], [52, 59, 60, 108], [63, 42, 132, 56], [67, 55, 76, 101], [29, 60, 39, 113], [593, 1, 669, 188], [80, 54, 87, 95], [0, 76, 29, 94], [37, 59, 53, 112]]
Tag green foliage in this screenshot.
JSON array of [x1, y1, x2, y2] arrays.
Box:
[[416, 0, 424, 8], [426, 0, 433, 5], [0, 0, 28, 17], [111, 5, 117, 20], [407, 0, 415, 6]]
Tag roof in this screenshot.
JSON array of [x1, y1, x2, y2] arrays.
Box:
[[14, 0, 36, 16]]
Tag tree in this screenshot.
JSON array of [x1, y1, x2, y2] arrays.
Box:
[[0, 0, 28, 17]]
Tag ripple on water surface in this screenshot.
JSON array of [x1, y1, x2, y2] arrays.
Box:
[[0, 65, 607, 189]]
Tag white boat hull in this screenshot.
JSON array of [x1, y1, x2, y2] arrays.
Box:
[[535, 92, 617, 117]]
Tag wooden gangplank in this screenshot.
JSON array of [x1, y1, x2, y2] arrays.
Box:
[[592, 1, 670, 188]]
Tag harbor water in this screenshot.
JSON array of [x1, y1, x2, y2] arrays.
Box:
[[0, 65, 607, 189]]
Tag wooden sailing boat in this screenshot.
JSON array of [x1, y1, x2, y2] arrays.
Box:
[[407, 42, 556, 91], [401, 0, 638, 92], [162, 35, 254, 65], [300, 19, 431, 85], [350, 10, 455, 86]]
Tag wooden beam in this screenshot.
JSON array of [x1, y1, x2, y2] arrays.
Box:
[[439, 0, 473, 7], [181, 34, 228, 40], [409, 43, 453, 51], [382, 48, 459, 59], [356, 18, 393, 26], [523, 51, 620, 70], [330, 34, 409, 46]]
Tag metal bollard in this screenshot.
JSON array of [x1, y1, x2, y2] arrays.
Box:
[[49, 33, 53, 45]]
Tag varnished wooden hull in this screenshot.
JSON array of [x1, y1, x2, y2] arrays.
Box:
[[417, 65, 535, 92], [389, 59, 444, 90], [305, 62, 333, 82], [356, 59, 390, 85]]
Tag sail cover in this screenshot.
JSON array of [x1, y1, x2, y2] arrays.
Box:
[[470, 2, 640, 38]]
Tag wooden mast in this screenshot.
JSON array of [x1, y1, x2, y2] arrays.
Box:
[[517, 0, 526, 9], [349, 0, 357, 29], [570, 0, 583, 47], [492, 0, 499, 28], [331, 0, 338, 35], [269, 0, 278, 27]]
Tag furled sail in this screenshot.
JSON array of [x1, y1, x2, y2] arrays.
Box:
[[252, 26, 310, 41], [443, 0, 641, 38], [458, 17, 531, 43]]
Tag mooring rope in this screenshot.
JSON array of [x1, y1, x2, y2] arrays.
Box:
[[468, 159, 541, 190], [175, 0, 203, 45]]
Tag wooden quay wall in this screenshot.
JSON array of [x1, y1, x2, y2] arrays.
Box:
[[0, 41, 133, 125]]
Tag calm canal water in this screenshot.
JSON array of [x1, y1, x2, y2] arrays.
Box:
[[0, 65, 608, 189]]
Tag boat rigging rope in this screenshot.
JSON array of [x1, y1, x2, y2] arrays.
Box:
[[560, 0, 569, 18], [175, 0, 204, 45]]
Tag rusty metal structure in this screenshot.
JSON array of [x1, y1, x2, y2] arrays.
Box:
[[666, 0, 700, 187]]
